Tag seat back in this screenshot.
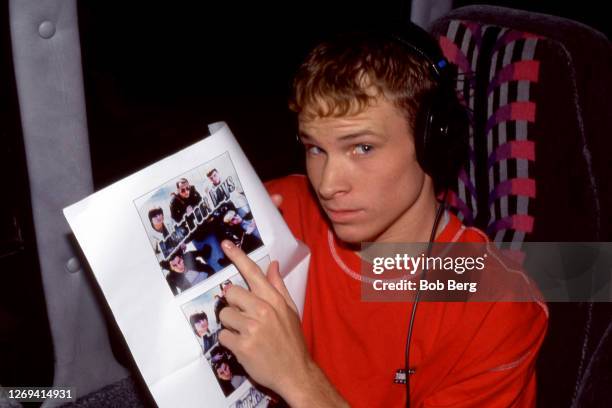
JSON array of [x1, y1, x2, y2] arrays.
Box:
[[430, 6, 612, 407], [431, 6, 611, 247]]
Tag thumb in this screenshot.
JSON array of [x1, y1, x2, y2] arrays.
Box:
[[266, 261, 298, 314]]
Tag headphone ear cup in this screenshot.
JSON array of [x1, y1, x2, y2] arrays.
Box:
[[413, 102, 429, 176], [442, 92, 470, 189], [390, 25, 470, 193], [418, 86, 470, 193]]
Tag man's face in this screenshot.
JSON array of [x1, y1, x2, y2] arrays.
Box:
[[194, 318, 209, 337], [208, 170, 221, 186], [169, 255, 185, 273], [299, 97, 435, 244], [151, 213, 164, 232], [178, 181, 191, 199], [216, 362, 232, 381], [225, 211, 242, 225]]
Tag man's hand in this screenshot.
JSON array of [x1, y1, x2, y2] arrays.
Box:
[[218, 240, 347, 408], [218, 239, 307, 396]]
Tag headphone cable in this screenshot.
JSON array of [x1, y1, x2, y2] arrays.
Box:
[[404, 190, 448, 408]]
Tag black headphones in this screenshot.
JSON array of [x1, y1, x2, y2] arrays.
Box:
[[390, 22, 470, 194], [388, 22, 469, 408]]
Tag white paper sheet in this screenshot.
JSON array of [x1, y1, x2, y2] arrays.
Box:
[[64, 122, 309, 407]]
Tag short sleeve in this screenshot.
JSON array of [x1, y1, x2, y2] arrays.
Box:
[[265, 174, 320, 242]]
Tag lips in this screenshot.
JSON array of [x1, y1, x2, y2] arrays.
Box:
[[324, 206, 364, 223]]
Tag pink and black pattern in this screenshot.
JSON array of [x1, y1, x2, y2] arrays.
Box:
[[436, 20, 541, 249], [438, 20, 480, 227], [429, 6, 612, 408]]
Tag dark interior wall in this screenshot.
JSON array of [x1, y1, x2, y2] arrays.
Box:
[[77, 1, 411, 189], [79, 1, 609, 189]]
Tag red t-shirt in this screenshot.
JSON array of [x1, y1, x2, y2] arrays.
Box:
[[266, 175, 548, 407]]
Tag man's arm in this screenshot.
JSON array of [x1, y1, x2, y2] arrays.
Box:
[[169, 196, 183, 223], [217, 239, 349, 408], [190, 187, 202, 203]]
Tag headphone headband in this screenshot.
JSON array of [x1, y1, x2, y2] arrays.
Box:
[[389, 33, 448, 79], [388, 21, 452, 81], [388, 22, 469, 194]]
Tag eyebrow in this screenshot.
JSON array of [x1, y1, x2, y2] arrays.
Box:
[[298, 130, 379, 142]]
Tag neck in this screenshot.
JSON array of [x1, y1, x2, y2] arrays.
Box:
[[374, 178, 439, 244], [355, 180, 444, 261], [357, 186, 446, 262]]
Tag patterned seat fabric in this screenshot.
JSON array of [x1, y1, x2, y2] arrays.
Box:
[[430, 6, 612, 408], [443, 21, 540, 248], [431, 6, 612, 247]]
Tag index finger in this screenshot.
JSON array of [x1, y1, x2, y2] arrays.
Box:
[[221, 240, 274, 297]]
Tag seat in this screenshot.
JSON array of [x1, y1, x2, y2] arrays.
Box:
[[429, 5, 612, 407]]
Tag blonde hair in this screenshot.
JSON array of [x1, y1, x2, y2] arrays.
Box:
[[289, 32, 436, 131]]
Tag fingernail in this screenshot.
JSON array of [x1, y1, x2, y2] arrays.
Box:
[[222, 240, 234, 250]]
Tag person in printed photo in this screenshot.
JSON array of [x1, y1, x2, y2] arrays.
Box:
[[213, 279, 233, 327], [223, 210, 260, 239], [169, 177, 214, 257], [206, 167, 251, 219], [209, 345, 247, 397], [147, 205, 192, 260], [210, 201, 257, 267], [169, 177, 203, 223], [218, 209, 263, 254], [189, 311, 218, 353], [147, 207, 170, 256], [161, 249, 213, 296]]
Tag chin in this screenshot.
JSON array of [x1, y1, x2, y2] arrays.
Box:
[[332, 223, 378, 245]]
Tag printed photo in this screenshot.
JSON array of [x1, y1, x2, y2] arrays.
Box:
[[181, 274, 249, 397], [134, 152, 264, 296], [209, 344, 248, 397], [181, 275, 248, 354]]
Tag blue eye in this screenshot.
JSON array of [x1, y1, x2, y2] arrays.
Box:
[[305, 145, 323, 156], [353, 144, 374, 155]]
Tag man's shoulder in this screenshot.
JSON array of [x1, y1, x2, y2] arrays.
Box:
[[169, 194, 181, 206], [438, 213, 548, 314], [440, 213, 489, 243], [265, 175, 326, 241], [265, 174, 311, 196]]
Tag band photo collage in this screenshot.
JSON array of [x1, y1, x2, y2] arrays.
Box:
[[134, 152, 275, 405]]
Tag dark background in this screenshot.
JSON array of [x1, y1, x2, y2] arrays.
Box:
[[1, 0, 609, 400], [80, 1, 415, 190]]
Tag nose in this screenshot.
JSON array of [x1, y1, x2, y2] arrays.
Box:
[[317, 156, 350, 200]]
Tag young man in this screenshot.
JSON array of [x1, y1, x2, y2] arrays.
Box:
[[189, 311, 218, 353], [220, 209, 263, 252], [214, 279, 234, 325], [169, 178, 202, 224], [209, 345, 248, 397], [206, 167, 252, 217], [216, 27, 548, 407], [147, 207, 171, 258], [162, 249, 213, 296]]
